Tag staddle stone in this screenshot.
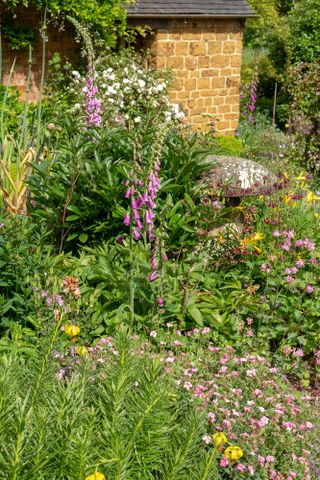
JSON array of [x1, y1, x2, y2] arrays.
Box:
[[201, 155, 279, 197]]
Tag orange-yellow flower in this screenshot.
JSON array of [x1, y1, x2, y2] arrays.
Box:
[[64, 324, 81, 337], [212, 432, 228, 448], [224, 445, 244, 463]]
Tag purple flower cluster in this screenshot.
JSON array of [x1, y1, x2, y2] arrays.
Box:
[[123, 160, 162, 282], [85, 67, 102, 127], [241, 74, 258, 124]]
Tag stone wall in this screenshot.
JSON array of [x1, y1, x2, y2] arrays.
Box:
[[145, 19, 244, 135], [1, 7, 79, 101]]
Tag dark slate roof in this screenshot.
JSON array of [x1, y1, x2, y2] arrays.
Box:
[[125, 0, 255, 18]]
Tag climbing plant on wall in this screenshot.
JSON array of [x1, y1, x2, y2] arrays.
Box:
[[1, 0, 128, 47]]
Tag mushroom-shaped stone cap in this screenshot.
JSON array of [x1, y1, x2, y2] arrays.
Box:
[[201, 155, 279, 197]]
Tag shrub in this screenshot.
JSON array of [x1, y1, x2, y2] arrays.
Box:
[[286, 62, 320, 173], [0, 215, 66, 331], [210, 137, 244, 157]]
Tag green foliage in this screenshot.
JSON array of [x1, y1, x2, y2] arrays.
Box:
[[209, 136, 244, 157], [0, 215, 66, 331], [285, 0, 320, 63], [0, 86, 25, 132], [1, 18, 38, 50], [0, 331, 216, 479], [286, 62, 320, 173], [1, 0, 127, 47]]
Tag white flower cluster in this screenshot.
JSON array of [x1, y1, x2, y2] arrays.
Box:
[[69, 52, 185, 127]]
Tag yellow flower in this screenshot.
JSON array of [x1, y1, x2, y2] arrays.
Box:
[[251, 232, 263, 242], [224, 445, 244, 462], [85, 473, 106, 480], [293, 172, 306, 182], [76, 346, 88, 356], [305, 191, 320, 203], [253, 246, 262, 254], [212, 432, 228, 448], [64, 324, 81, 337]]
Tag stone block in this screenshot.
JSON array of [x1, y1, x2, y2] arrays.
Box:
[[186, 98, 197, 108], [189, 70, 201, 78], [198, 56, 210, 68], [185, 56, 198, 70], [228, 87, 240, 95], [189, 41, 207, 56], [225, 95, 240, 105], [211, 77, 226, 89], [216, 120, 231, 131], [213, 96, 225, 106], [231, 56, 242, 68], [175, 41, 190, 56], [181, 31, 202, 41], [220, 68, 233, 76], [210, 55, 230, 68], [223, 41, 236, 54], [207, 41, 222, 54], [206, 106, 218, 114], [218, 104, 231, 113], [185, 78, 197, 91], [166, 56, 184, 69], [196, 98, 205, 107], [197, 77, 211, 90], [156, 42, 175, 56]]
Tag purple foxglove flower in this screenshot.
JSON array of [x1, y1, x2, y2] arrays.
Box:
[[136, 219, 143, 230], [148, 271, 158, 282], [151, 258, 157, 270], [124, 180, 130, 187], [133, 228, 141, 241], [148, 227, 155, 241], [123, 213, 131, 226], [116, 236, 124, 244], [125, 189, 131, 199]]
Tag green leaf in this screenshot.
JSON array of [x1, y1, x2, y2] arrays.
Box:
[[79, 233, 88, 243], [65, 214, 80, 222], [188, 307, 203, 326]]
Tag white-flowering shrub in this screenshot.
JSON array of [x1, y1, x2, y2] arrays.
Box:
[[69, 49, 185, 128]]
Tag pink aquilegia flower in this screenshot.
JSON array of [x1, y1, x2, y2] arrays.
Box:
[[305, 285, 314, 293]]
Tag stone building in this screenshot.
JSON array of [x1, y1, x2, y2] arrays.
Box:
[[126, 0, 255, 134], [0, 0, 254, 134]]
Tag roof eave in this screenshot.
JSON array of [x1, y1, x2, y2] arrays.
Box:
[[126, 14, 258, 19], [127, 13, 259, 20]]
